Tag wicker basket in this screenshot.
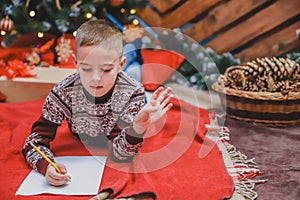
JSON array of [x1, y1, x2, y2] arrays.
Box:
[[212, 77, 300, 127]]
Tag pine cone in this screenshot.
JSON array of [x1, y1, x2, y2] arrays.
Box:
[[222, 57, 300, 94], [223, 67, 246, 90]]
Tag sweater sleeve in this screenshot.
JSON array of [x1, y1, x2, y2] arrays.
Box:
[[22, 94, 65, 175], [110, 125, 144, 161], [110, 85, 145, 161], [22, 116, 59, 174]]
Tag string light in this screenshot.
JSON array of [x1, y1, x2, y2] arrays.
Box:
[[133, 19, 139, 25], [0, 30, 6, 36], [73, 30, 77, 37], [37, 32, 44, 38], [85, 12, 93, 19], [130, 9, 136, 14], [120, 8, 125, 13], [29, 10, 36, 17]]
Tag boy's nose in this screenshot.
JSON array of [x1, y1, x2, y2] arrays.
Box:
[[92, 72, 102, 81]]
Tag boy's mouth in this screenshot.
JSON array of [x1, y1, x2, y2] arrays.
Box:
[[90, 85, 103, 90]]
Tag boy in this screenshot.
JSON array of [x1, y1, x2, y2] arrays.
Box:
[[22, 19, 173, 187]]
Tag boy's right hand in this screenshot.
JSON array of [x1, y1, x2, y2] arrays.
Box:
[[45, 163, 69, 186], [133, 87, 173, 134]]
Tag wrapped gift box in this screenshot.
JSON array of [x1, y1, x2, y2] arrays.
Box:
[[0, 67, 76, 103]]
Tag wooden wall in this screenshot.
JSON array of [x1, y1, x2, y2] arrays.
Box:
[[137, 0, 300, 64]]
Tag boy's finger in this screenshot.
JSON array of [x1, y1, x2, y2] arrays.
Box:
[[50, 172, 68, 181], [157, 87, 172, 103], [48, 178, 68, 186], [160, 96, 172, 108], [163, 103, 173, 113], [48, 168, 68, 180], [150, 87, 164, 102], [56, 163, 67, 174]]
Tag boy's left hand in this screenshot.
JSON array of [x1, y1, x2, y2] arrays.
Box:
[[133, 87, 173, 134]]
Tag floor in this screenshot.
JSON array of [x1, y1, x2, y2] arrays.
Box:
[[225, 117, 300, 200]]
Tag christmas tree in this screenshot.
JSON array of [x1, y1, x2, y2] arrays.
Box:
[[0, 0, 147, 47]]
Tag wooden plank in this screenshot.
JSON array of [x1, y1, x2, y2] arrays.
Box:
[[235, 21, 300, 64], [184, 0, 270, 42], [205, 0, 300, 53], [162, 0, 221, 29], [147, 0, 181, 14], [137, 6, 162, 27]]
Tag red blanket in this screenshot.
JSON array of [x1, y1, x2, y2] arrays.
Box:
[[0, 98, 234, 199]]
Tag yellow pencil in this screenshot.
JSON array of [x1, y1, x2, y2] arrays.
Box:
[[29, 142, 71, 182]]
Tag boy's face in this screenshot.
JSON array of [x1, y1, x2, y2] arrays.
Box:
[[75, 45, 126, 97]]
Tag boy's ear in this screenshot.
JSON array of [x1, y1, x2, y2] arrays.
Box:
[[72, 54, 79, 69], [119, 56, 127, 69], [72, 54, 77, 64]]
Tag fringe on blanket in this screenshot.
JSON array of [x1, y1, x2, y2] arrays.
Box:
[[224, 142, 268, 200], [206, 116, 268, 200]]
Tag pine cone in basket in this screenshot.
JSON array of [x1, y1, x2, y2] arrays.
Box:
[[220, 57, 300, 94]]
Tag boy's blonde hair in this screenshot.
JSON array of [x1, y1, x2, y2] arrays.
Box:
[[75, 19, 123, 55]]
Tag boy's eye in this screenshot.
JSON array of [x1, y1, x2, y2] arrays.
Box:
[[82, 68, 92, 72], [101, 68, 112, 72]]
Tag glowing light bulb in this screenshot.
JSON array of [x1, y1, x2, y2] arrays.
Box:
[[120, 8, 125, 13], [130, 9, 136, 15], [85, 12, 93, 19], [73, 30, 77, 37], [133, 19, 139, 25], [29, 10, 36, 17], [37, 32, 44, 38], [1, 30, 6, 36]]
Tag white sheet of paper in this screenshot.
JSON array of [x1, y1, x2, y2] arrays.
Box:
[[16, 156, 107, 196]]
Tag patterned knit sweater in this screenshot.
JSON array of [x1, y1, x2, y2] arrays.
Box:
[[22, 71, 145, 175]]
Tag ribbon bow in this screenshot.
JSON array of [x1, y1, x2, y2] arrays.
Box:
[[0, 59, 36, 80]]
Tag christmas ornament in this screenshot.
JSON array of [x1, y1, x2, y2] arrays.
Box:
[[55, 35, 73, 62], [111, 0, 124, 6], [0, 16, 14, 32]]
